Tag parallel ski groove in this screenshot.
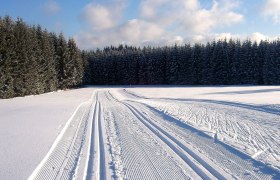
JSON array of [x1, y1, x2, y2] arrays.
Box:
[[122, 101, 221, 179], [98, 101, 107, 179], [118, 89, 280, 179], [102, 91, 190, 180], [85, 92, 107, 180], [160, 112, 268, 180], [28, 89, 279, 180], [28, 99, 92, 180], [125, 103, 274, 179], [86, 94, 99, 180]]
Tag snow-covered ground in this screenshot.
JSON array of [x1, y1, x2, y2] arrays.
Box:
[[123, 86, 280, 170], [0, 88, 94, 179], [1, 86, 279, 179]]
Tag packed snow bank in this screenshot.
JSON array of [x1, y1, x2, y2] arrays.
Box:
[[0, 88, 94, 179]]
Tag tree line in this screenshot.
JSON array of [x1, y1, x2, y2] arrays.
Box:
[[84, 39, 280, 86], [0, 16, 84, 98], [1, 16, 280, 98]]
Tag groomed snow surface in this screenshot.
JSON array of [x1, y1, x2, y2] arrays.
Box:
[[1, 86, 280, 179]]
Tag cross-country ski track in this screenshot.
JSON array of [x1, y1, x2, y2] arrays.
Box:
[[28, 89, 280, 180]]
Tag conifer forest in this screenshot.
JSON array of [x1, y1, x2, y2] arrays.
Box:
[[1, 16, 280, 98]]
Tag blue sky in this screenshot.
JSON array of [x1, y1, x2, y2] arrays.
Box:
[[0, 0, 279, 49]]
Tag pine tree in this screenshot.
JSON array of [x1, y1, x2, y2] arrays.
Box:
[[68, 38, 84, 87], [56, 33, 70, 89], [0, 16, 16, 98]]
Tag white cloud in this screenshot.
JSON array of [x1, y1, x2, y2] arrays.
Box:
[[214, 33, 235, 41], [120, 19, 164, 42], [186, 32, 279, 45], [263, 0, 280, 24], [76, 0, 245, 49], [248, 32, 280, 43], [75, 19, 165, 49], [81, 4, 115, 31], [139, 0, 244, 34], [174, 36, 184, 44], [250, 32, 268, 43], [43, 0, 60, 15], [183, 33, 239, 44]]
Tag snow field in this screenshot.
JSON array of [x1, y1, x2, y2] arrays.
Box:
[[1, 86, 279, 179], [120, 87, 280, 171], [29, 87, 280, 179], [0, 88, 94, 179]]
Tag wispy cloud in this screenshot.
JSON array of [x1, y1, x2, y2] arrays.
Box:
[[43, 0, 60, 16], [76, 0, 245, 49], [262, 0, 280, 24]]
